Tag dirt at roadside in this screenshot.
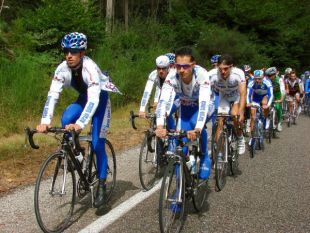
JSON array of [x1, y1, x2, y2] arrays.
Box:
[[0, 128, 145, 196]]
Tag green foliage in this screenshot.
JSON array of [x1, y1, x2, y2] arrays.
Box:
[[10, 0, 104, 54]]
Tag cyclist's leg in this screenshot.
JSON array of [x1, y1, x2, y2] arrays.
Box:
[[61, 94, 87, 127], [231, 101, 245, 154], [261, 96, 270, 129], [92, 91, 110, 207]]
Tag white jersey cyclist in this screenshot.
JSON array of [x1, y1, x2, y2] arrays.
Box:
[[209, 66, 246, 113], [41, 56, 120, 130], [157, 65, 211, 130]]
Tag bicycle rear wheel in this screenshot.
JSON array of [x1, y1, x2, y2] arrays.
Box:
[[159, 160, 185, 233], [34, 152, 76, 233], [215, 132, 228, 191], [139, 133, 160, 190]]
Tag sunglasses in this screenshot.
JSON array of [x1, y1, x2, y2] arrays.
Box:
[[175, 63, 192, 70], [63, 48, 81, 55], [157, 66, 169, 70]]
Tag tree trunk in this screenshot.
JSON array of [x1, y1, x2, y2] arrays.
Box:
[[124, 0, 129, 32], [106, 0, 114, 33]]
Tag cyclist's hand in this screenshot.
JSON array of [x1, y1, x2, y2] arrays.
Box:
[[152, 103, 158, 110], [155, 127, 167, 138], [246, 104, 252, 108], [36, 124, 51, 133], [65, 124, 82, 133], [262, 104, 268, 110], [139, 111, 146, 119], [187, 129, 200, 141]]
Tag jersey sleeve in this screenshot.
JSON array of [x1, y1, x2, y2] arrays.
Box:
[[195, 77, 211, 130], [40, 67, 65, 125], [156, 78, 174, 126], [139, 71, 156, 112], [75, 64, 102, 129]]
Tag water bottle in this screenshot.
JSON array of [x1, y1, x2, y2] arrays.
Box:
[[76, 152, 83, 163], [189, 155, 196, 174]]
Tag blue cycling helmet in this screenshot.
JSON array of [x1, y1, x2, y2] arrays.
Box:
[[210, 54, 221, 64], [61, 32, 87, 50], [254, 69, 264, 78], [165, 53, 175, 65], [305, 71, 310, 76], [265, 67, 277, 76]]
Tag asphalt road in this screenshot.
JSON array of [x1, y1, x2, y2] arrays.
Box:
[[0, 115, 309, 233]]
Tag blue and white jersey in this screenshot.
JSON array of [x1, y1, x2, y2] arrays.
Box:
[[139, 69, 172, 112], [209, 67, 246, 101], [157, 65, 211, 130], [41, 56, 119, 129], [247, 77, 273, 106]]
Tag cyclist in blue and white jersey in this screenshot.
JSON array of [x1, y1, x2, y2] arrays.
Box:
[[36, 32, 120, 208], [139, 54, 177, 129], [247, 70, 273, 144], [209, 54, 247, 155], [156, 47, 212, 180]]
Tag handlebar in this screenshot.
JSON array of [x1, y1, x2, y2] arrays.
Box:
[[129, 110, 156, 130], [24, 127, 80, 150]]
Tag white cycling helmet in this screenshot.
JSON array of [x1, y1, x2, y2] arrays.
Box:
[[265, 67, 277, 76], [285, 67, 292, 75], [156, 55, 170, 68]]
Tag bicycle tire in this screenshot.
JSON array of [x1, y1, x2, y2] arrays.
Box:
[[229, 128, 239, 175], [34, 152, 76, 233], [159, 160, 185, 233], [250, 138, 256, 158], [192, 174, 208, 212], [210, 122, 218, 167], [105, 139, 117, 202], [139, 133, 159, 190], [215, 132, 228, 191]]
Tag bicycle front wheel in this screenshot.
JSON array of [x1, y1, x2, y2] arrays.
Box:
[[139, 133, 160, 190], [34, 152, 76, 233], [192, 173, 208, 212], [159, 160, 185, 233], [215, 132, 228, 191], [105, 139, 117, 202]]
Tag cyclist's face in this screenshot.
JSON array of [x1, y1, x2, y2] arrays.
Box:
[[175, 55, 194, 83], [218, 64, 232, 79], [157, 67, 169, 79], [64, 50, 84, 68], [290, 73, 297, 80], [255, 78, 263, 84]]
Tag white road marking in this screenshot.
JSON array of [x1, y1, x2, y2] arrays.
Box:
[[79, 180, 162, 233]]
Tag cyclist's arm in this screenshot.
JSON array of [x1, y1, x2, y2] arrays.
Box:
[[139, 72, 156, 113], [266, 83, 274, 107], [40, 75, 65, 125], [246, 84, 253, 106], [156, 81, 174, 127], [194, 80, 211, 130], [153, 85, 161, 106], [75, 77, 101, 129], [238, 82, 247, 115]]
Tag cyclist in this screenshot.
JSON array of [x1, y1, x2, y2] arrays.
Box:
[[305, 71, 310, 109], [285, 70, 303, 117], [209, 54, 221, 127], [156, 47, 212, 180], [138, 54, 177, 130], [209, 54, 247, 155], [36, 32, 120, 208], [243, 64, 254, 134], [247, 70, 273, 143], [265, 67, 285, 131], [284, 67, 292, 80]]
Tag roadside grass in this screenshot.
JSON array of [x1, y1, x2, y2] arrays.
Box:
[[0, 102, 151, 193]]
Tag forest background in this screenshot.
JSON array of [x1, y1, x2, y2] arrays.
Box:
[[0, 0, 309, 137]]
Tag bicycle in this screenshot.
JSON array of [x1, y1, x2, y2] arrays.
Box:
[[213, 114, 239, 191], [286, 96, 298, 127], [267, 101, 278, 143], [158, 131, 209, 233], [248, 103, 265, 158], [25, 127, 116, 233], [130, 109, 167, 191]]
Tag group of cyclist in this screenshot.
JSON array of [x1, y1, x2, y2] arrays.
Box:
[[138, 48, 309, 181], [35, 31, 308, 211]]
